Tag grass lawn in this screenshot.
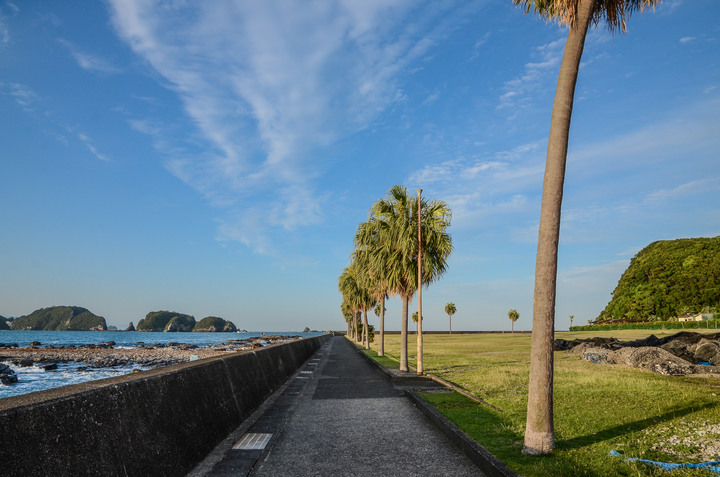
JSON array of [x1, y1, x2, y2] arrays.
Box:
[[360, 331, 720, 476]]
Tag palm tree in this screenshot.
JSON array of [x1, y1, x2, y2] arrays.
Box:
[[508, 309, 520, 333], [341, 302, 354, 339], [338, 263, 376, 349], [411, 311, 423, 333], [445, 302, 457, 334], [340, 295, 358, 342], [372, 185, 452, 372], [515, 0, 661, 456], [355, 217, 391, 357]]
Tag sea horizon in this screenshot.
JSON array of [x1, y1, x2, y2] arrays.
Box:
[[0, 330, 324, 399], [0, 329, 324, 348]]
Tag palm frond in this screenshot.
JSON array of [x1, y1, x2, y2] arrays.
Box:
[[515, 0, 661, 33]]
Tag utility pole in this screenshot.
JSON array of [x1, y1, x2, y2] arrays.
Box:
[[417, 188, 423, 376]]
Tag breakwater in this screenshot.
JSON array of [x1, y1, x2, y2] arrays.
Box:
[[0, 334, 330, 476]]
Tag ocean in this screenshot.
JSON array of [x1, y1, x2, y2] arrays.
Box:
[[0, 330, 323, 399]]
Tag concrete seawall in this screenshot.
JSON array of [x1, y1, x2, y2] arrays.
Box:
[[0, 334, 330, 476]]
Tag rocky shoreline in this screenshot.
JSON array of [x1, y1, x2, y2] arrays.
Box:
[[0, 335, 299, 373]]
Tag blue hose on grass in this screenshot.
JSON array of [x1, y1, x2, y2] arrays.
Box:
[[610, 450, 720, 474]]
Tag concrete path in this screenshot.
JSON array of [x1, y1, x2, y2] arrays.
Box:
[[200, 336, 484, 476]]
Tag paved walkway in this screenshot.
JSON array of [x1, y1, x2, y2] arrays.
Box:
[[199, 336, 484, 476]]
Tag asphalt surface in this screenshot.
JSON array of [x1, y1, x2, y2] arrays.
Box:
[[199, 336, 484, 476]]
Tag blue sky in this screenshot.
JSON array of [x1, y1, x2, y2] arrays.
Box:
[[1, 1, 718, 331]]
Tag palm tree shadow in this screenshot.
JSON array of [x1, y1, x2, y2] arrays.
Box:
[[559, 402, 717, 450]]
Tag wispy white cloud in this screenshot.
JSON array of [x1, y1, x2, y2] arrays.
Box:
[[469, 31, 491, 60], [646, 177, 720, 202], [0, 2, 18, 46], [661, 0, 684, 14], [407, 139, 545, 231], [57, 39, 120, 74], [107, 0, 465, 255], [1, 82, 40, 111], [422, 90, 441, 105], [77, 133, 110, 162], [679, 36, 695, 43], [497, 38, 564, 114], [570, 96, 720, 167], [0, 18, 8, 45]]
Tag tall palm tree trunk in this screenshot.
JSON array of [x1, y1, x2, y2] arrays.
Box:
[[353, 312, 359, 342], [449, 314, 452, 334], [379, 297, 385, 356], [417, 188, 424, 376], [363, 309, 369, 349], [523, 0, 596, 456], [400, 295, 409, 371]]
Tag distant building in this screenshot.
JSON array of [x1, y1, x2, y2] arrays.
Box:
[[677, 313, 714, 322]]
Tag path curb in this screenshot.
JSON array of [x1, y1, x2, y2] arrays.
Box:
[[405, 390, 519, 477]]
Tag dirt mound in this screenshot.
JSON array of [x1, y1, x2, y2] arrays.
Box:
[[557, 332, 720, 376]]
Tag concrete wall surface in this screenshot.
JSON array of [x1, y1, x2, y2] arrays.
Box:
[[0, 334, 329, 477]]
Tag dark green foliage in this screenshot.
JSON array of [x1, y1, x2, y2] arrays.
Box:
[[598, 237, 720, 322], [165, 314, 196, 332], [572, 319, 719, 332], [194, 316, 237, 332], [137, 311, 194, 332], [11, 306, 107, 331], [355, 323, 375, 343]]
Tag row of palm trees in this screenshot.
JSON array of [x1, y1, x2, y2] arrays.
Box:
[[341, 0, 660, 457], [338, 185, 452, 371], [409, 301, 457, 333]]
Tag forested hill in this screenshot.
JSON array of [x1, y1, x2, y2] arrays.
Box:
[[597, 237, 720, 321], [11, 306, 107, 331]]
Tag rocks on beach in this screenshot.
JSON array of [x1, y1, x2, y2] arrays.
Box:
[[556, 331, 720, 376], [0, 335, 300, 378], [0, 363, 18, 385]]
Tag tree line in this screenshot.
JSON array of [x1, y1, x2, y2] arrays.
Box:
[[338, 185, 452, 371]]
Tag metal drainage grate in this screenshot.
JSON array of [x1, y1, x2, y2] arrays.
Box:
[[233, 433, 273, 450]]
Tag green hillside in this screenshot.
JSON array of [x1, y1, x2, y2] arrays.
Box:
[[164, 314, 196, 332], [11, 306, 107, 331], [137, 311, 195, 332], [597, 236, 720, 321], [193, 316, 237, 332], [0, 316, 10, 331]]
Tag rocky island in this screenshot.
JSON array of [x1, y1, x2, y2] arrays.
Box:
[[135, 311, 238, 332], [9, 306, 107, 331]]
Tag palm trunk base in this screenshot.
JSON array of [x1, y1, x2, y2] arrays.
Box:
[[522, 430, 555, 455]]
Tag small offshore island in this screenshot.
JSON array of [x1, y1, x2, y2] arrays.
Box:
[[0, 307, 307, 391], [1, 306, 242, 333]]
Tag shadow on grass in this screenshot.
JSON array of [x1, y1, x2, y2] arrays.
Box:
[[559, 401, 717, 450], [421, 391, 523, 458]]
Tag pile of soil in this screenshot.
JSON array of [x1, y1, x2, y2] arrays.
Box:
[[555, 332, 720, 376]]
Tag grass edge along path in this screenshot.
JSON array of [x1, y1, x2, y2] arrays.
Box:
[[358, 333, 720, 477]]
